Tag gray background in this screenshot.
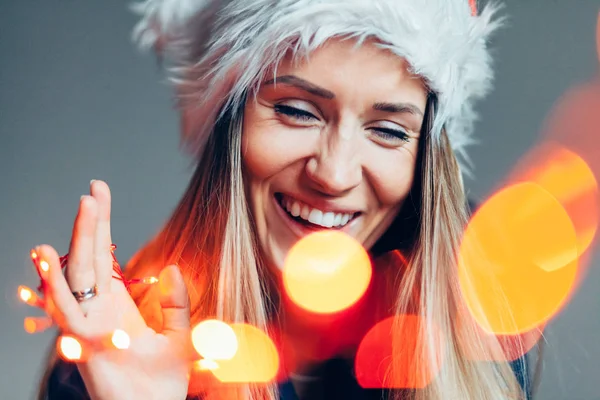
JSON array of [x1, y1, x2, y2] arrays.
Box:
[[1, 1, 599, 399]]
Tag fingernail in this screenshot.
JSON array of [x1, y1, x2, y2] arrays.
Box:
[[90, 179, 96, 186]]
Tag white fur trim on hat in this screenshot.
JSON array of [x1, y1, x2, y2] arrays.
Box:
[[131, 0, 504, 172]]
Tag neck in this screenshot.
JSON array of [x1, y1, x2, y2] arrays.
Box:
[[262, 251, 403, 378], [276, 265, 394, 377]]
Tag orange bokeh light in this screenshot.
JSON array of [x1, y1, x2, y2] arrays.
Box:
[[24, 318, 37, 334], [57, 336, 83, 361], [191, 319, 238, 361], [355, 315, 445, 389], [283, 231, 372, 314], [195, 359, 219, 371], [509, 143, 598, 257], [456, 305, 544, 362], [210, 323, 279, 383], [459, 182, 579, 334], [23, 317, 52, 334]]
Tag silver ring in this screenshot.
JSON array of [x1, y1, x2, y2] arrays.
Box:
[[72, 285, 98, 302]]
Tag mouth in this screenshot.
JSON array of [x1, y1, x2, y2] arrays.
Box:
[[274, 193, 360, 233]]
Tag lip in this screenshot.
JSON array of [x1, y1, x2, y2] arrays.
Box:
[[278, 192, 362, 215], [273, 194, 359, 238]]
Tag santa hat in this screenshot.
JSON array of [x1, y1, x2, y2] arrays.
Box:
[[132, 0, 504, 171]]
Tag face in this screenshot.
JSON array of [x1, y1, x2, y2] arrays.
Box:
[[242, 38, 428, 270]]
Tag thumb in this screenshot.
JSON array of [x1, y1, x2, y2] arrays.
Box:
[[158, 264, 191, 335]]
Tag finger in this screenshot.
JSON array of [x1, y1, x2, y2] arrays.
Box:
[[23, 316, 54, 334], [30, 248, 45, 282], [89, 180, 113, 293], [18, 285, 45, 308], [36, 245, 88, 335], [65, 195, 99, 312], [159, 265, 191, 335]]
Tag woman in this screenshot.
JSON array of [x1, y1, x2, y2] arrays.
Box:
[[32, 0, 531, 399]]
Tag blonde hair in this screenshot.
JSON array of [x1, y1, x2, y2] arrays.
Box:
[[390, 97, 525, 400], [126, 104, 277, 399]]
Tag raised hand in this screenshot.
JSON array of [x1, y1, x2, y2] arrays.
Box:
[[27, 180, 192, 400]]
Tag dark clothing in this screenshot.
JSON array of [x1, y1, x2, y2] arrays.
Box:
[[45, 360, 88, 400], [44, 355, 531, 400], [278, 357, 532, 400]]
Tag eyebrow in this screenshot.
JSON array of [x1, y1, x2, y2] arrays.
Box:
[[264, 75, 424, 117], [373, 102, 424, 117], [264, 75, 335, 99]]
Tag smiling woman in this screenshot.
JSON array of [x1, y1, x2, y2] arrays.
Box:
[[32, 1, 532, 400]]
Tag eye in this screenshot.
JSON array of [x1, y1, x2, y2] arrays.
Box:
[[274, 104, 318, 122], [369, 127, 411, 144]]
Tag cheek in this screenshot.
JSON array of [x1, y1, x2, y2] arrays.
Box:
[[368, 145, 419, 206], [242, 130, 281, 181], [242, 109, 312, 182]]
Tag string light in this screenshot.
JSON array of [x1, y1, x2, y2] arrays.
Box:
[[39, 260, 49, 272], [18, 285, 43, 308], [54, 243, 159, 292], [196, 359, 219, 371], [32, 244, 158, 293], [127, 276, 159, 285], [57, 336, 83, 361], [18, 286, 33, 303], [111, 329, 131, 350], [191, 320, 238, 361], [20, 243, 159, 344]]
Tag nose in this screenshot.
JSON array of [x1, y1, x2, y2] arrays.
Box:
[[305, 127, 362, 195]]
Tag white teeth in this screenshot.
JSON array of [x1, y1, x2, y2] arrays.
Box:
[[333, 213, 343, 226], [281, 195, 355, 228], [308, 209, 323, 224], [291, 202, 301, 217], [322, 212, 335, 228], [301, 205, 310, 220]]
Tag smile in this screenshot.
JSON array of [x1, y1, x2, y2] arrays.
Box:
[[275, 193, 359, 229]]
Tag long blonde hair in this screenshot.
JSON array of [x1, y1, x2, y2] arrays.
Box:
[[390, 96, 525, 400]]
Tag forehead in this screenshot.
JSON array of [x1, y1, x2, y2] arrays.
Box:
[[268, 37, 427, 103]]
